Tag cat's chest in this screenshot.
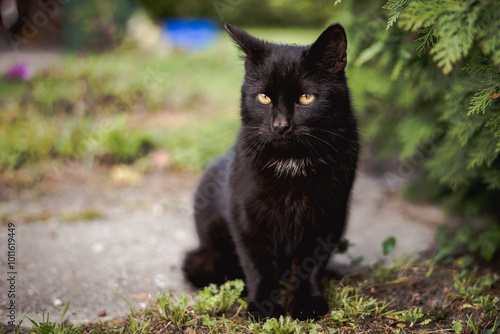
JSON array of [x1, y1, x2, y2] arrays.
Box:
[[250, 173, 330, 227], [247, 178, 327, 249]]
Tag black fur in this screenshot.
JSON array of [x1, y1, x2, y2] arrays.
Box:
[[183, 23, 359, 320]]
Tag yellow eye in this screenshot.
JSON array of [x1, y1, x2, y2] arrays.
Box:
[[299, 93, 315, 105], [257, 93, 272, 105]]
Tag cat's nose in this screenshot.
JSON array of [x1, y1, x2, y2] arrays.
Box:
[[272, 114, 290, 135]]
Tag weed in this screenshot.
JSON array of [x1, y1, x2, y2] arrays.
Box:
[[156, 291, 172, 317], [307, 323, 323, 334], [390, 327, 408, 334], [261, 315, 303, 334], [193, 279, 246, 316], [452, 270, 499, 302], [329, 284, 394, 329], [371, 255, 418, 284], [171, 294, 192, 328], [451, 320, 464, 334], [156, 292, 192, 328], [220, 313, 247, 334], [201, 313, 218, 331], [24, 300, 79, 334], [479, 295, 499, 313], [113, 288, 136, 313], [394, 307, 431, 327], [127, 314, 151, 334], [465, 313, 481, 334]]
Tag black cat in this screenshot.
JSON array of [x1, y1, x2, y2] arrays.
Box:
[[183, 23, 359, 320]]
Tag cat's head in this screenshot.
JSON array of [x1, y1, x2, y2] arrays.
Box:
[[226, 24, 354, 159]]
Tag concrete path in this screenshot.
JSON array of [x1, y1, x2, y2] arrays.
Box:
[[0, 167, 446, 326]]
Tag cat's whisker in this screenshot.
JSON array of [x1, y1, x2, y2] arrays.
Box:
[[298, 137, 319, 159], [312, 128, 357, 144], [240, 131, 267, 163], [303, 133, 342, 161]]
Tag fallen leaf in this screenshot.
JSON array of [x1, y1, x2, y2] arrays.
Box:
[[131, 293, 149, 301], [151, 150, 171, 170], [110, 165, 142, 186]]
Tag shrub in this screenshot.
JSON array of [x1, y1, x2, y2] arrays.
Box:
[[335, 0, 500, 261], [341, 0, 500, 218]]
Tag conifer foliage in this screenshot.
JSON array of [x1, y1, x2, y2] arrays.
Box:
[[344, 0, 500, 220]]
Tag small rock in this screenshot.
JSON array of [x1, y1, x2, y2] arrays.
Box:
[[98, 310, 107, 317], [53, 298, 63, 307], [154, 274, 167, 289]]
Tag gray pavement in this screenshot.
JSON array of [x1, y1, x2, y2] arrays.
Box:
[[0, 169, 446, 326]]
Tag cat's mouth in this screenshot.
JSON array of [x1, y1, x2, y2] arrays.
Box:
[[268, 135, 297, 147]]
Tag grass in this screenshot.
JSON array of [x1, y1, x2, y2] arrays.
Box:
[[0, 36, 244, 175], [58, 209, 103, 222], [3, 259, 499, 334]]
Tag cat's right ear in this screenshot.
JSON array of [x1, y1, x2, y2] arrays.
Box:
[[225, 23, 267, 61], [306, 23, 348, 72]]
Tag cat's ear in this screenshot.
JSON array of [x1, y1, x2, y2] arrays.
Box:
[[225, 23, 268, 61], [306, 24, 347, 72]]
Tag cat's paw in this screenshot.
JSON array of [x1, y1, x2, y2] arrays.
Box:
[[290, 295, 329, 320], [247, 300, 285, 320]]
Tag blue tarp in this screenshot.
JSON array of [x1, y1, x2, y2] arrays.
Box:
[[162, 19, 220, 51]]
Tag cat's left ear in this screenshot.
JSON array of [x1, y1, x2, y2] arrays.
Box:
[[306, 24, 347, 72], [225, 23, 268, 61]]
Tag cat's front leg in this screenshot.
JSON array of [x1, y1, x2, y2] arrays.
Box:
[[237, 236, 285, 320], [288, 234, 337, 320]]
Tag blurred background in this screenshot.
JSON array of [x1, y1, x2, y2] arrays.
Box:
[[1, 0, 500, 319]]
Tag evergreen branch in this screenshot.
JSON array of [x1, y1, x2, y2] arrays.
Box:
[[415, 27, 437, 57], [462, 60, 494, 76], [429, 2, 480, 74], [475, 1, 500, 66], [399, 0, 457, 32], [486, 115, 500, 138], [466, 132, 500, 169], [468, 86, 496, 115], [383, 0, 413, 29]]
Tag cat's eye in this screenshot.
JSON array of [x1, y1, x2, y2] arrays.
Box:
[[257, 93, 272, 105], [299, 93, 315, 105]]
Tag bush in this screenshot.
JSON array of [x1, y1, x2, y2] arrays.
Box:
[[341, 0, 500, 218], [333, 0, 500, 262]]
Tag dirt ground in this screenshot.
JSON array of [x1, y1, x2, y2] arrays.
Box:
[[0, 159, 448, 326]]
